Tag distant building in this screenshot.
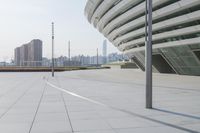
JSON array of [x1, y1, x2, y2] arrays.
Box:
[[20, 44, 29, 66], [14, 39, 43, 66], [108, 53, 128, 63], [40, 53, 127, 67], [102, 40, 107, 64], [0, 62, 6, 67], [14, 47, 21, 66], [64, 60, 81, 67], [0, 61, 14, 67], [28, 39, 43, 66], [42, 57, 50, 67]]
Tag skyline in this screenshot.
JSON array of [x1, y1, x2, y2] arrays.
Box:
[[0, 0, 119, 62]]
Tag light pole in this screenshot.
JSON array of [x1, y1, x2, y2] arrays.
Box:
[[97, 48, 99, 67], [68, 41, 71, 67], [145, 0, 153, 109], [52, 22, 55, 77]]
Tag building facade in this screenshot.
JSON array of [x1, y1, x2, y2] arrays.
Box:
[[85, 0, 200, 75], [14, 39, 43, 66], [14, 47, 21, 66], [20, 44, 29, 66]]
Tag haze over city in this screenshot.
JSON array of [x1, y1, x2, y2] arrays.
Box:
[[0, 0, 119, 62]]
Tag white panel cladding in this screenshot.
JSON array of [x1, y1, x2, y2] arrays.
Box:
[[119, 25, 200, 51], [85, 0, 200, 54], [179, 0, 200, 7], [85, 0, 102, 23], [108, 0, 200, 43], [124, 37, 200, 54], [91, 0, 118, 27], [113, 11, 200, 46], [112, 15, 200, 46], [102, 0, 169, 36], [96, 0, 141, 32], [102, 2, 146, 36]]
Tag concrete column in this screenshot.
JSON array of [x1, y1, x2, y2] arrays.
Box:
[[145, 0, 152, 109]]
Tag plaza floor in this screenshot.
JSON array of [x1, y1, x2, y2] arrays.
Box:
[[0, 69, 199, 133]]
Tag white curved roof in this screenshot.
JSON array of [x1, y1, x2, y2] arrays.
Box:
[[85, 0, 200, 53]]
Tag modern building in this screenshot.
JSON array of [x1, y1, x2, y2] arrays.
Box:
[[14, 39, 43, 66], [102, 40, 107, 64], [85, 0, 200, 76]]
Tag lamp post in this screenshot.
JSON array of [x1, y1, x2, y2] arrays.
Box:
[[145, 0, 153, 109], [52, 22, 55, 77], [97, 48, 99, 67], [68, 41, 71, 67]]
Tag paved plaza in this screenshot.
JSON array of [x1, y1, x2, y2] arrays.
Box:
[[0, 69, 200, 133]]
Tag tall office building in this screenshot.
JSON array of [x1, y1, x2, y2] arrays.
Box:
[[14, 39, 43, 66], [102, 40, 107, 64]]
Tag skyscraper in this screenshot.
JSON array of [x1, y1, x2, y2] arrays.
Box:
[[102, 40, 107, 64]]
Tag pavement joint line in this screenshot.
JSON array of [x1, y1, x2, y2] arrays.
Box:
[[46, 80, 108, 108], [0, 78, 39, 120], [58, 76, 200, 92], [46, 80, 200, 133], [28, 77, 48, 133], [55, 77, 74, 133], [0, 78, 30, 100], [50, 77, 118, 133]]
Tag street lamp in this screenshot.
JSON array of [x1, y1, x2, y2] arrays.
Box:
[[68, 41, 71, 67], [97, 48, 99, 67], [52, 22, 55, 77]]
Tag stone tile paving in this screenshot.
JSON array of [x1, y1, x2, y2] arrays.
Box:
[[0, 70, 199, 133]]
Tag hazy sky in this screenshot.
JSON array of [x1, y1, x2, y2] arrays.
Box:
[[0, 0, 119, 62]]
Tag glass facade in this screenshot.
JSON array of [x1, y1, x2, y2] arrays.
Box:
[[134, 44, 200, 76]]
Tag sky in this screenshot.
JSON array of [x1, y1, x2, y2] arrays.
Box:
[[0, 0, 119, 62]]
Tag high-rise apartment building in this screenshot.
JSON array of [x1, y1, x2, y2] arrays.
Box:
[[14, 39, 43, 66], [20, 44, 29, 66], [28, 39, 43, 66], [14, 47, 21, 66]]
